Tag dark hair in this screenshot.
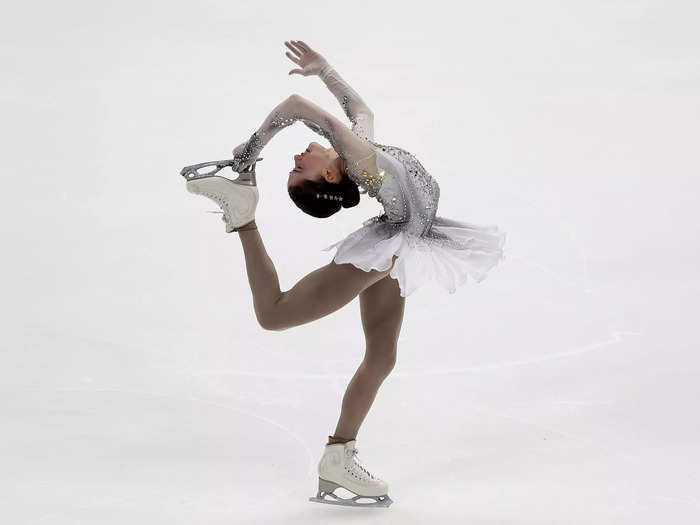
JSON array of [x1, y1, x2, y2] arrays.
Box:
[[287, 174, 361, 218]]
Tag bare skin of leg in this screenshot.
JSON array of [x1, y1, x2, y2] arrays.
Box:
[[236, 220, 398, 331], [329, 274, 405, 443], [235, 220, 405, 446]]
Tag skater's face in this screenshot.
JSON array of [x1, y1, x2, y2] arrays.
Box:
[[288, 142, 337, 188]]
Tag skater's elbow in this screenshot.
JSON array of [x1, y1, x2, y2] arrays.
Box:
[[288, 93, 313, 109]]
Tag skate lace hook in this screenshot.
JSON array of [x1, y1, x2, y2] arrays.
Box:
[[349, 448, 374, 479]]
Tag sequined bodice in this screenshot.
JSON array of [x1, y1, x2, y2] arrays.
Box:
[[352, 141, 440, 237]]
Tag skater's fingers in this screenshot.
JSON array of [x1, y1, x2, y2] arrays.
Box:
[[285, 51, 301, 65], [295, 40, 312, 53], [289, 69, 303, 76], [232, 141, 245, 155], [284, 40, 303, 57]]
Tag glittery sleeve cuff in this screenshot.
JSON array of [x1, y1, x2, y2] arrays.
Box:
[[318, 63, 334, 80]]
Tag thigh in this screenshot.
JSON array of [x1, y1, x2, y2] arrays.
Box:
[[271, 255, 399, 331], [359, 272, 406, 354]]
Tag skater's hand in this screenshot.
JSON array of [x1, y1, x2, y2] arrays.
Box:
[[232, 142, 247, 159], [231, 141, 257, 172], [284, 40, 329, 77]]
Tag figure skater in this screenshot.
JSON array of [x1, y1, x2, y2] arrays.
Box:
[[181, 40, 506, 507]]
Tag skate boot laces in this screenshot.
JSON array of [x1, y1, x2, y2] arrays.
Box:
[[346, 447, 375, 480], [200, 195, 231, 226], [205, 209, 230, 224]]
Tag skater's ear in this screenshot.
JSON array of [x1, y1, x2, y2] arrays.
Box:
[[322, 166, 340, 184]]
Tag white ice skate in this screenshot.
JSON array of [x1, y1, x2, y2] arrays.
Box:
[[309, 440, 393, 508], [180, 158, 261, 233]]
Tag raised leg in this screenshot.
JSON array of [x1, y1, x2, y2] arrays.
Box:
[[331, 274, 406, 442], [237, 223, 397, 331]]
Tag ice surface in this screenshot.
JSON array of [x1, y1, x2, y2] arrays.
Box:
[[1, 1, 699, 523]]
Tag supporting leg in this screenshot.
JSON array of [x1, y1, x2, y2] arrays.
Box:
[[331, 275, 406, 442], [331, 354, 396, 442]]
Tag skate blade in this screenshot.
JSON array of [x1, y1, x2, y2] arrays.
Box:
[[180, 158, 262, 184], [308, 495, 393, 508], [183, 172, 257, 187], [308, 478, 393, 508]]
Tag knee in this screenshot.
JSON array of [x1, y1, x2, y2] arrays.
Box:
[[255, 308, 285, 332], [258, 318, 280, 331], [364, 348, 397, 376]]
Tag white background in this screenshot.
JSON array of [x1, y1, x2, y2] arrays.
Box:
[[1, 1, 699, 523]]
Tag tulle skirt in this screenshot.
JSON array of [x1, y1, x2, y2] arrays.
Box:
[[321, 214, 507, 298]]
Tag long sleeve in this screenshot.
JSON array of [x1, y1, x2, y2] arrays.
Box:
[[318, 64, 374, 142], [235, 94, 386, 196]]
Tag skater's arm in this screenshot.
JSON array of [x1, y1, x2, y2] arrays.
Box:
[[234, 94, 378, 182], [317, 64, 375, 142], [283, 40, 374, 141]]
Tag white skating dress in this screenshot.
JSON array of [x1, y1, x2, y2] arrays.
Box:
[[233, 64, 506, 298]]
